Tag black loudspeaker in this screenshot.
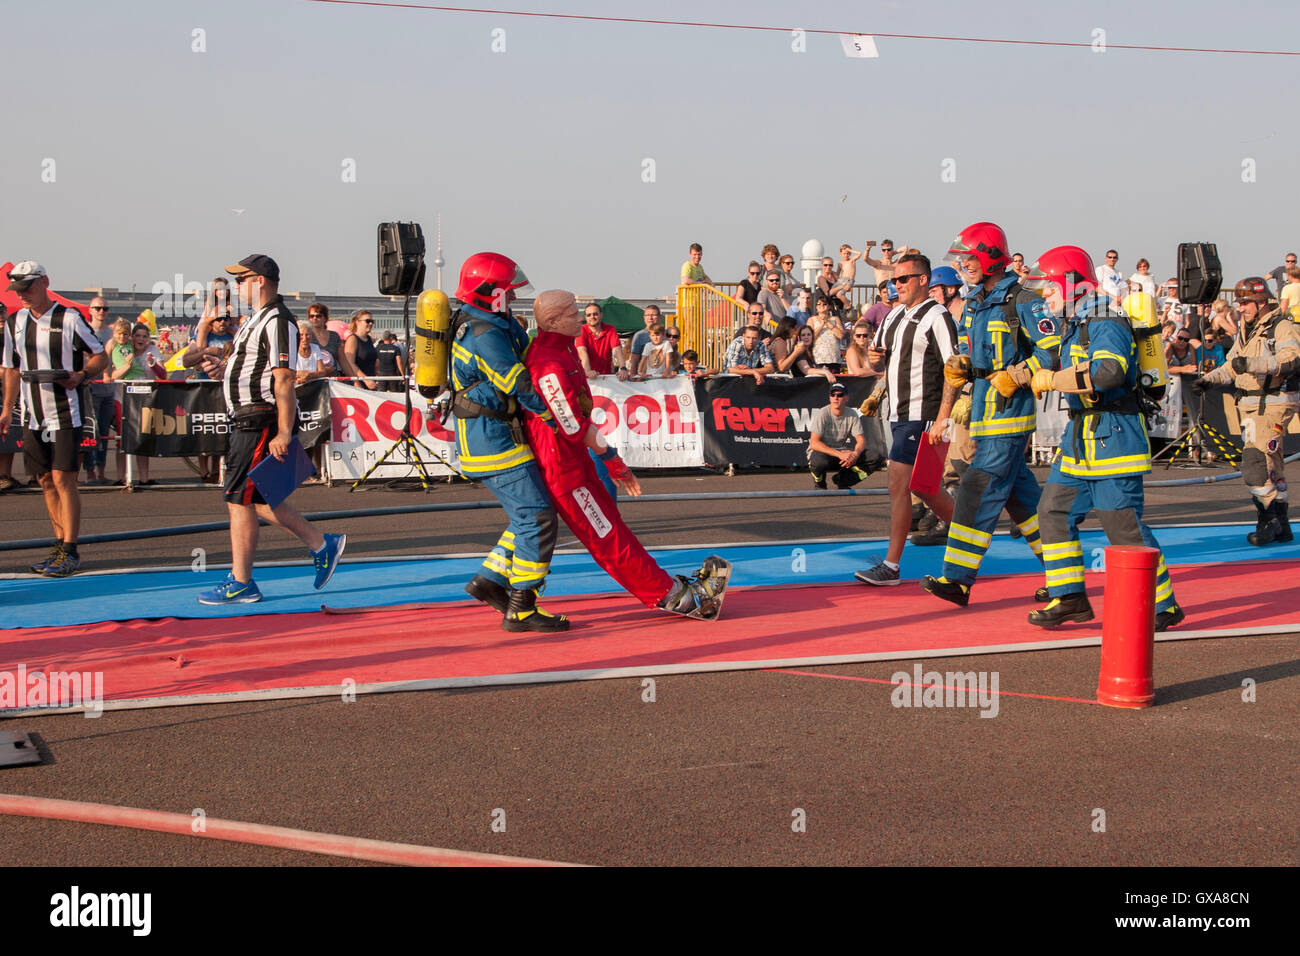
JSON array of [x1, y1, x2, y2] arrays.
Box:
[[377, 222, 426, 296], [1177, 242, 1222, 305]]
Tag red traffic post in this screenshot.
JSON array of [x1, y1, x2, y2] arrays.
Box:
[[1097, 545, 1159, 708]]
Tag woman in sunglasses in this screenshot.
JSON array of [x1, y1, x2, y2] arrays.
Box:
[[843, 321, 878, 376], [341, 309, 379, 389]]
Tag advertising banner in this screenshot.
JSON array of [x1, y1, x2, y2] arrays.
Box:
[[327, 381, 459, 480], [697, 375, 881, 468], [120, 381, 331, 456], [587, 376, 703, 468]]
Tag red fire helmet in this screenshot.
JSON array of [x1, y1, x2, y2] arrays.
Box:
[[456, 252, 532, 311], [1023, 246, 1098, 306], [947, 222, 1011, 277]]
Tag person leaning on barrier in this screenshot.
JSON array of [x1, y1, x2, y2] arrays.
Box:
[[1024, 246, 1182, 631], [1, 261, 107, 576], [680, 242, 713, 287], [1193, 276, 1300, 546], [724, 325, 775, 385]]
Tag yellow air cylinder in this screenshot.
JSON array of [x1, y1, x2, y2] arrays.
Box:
[[414, 290, 451, 396], [1123, 292, 1169, 395]]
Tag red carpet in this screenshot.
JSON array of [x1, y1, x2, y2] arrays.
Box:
[[2, 561, 1296, 714]]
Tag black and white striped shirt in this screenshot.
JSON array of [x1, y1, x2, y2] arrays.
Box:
[[222, 297, 298, 413], [1, 304, 105, 430], [871, 298, 959, 423]]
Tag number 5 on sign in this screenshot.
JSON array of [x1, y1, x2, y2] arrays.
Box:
[[839, 34, 879, 58]]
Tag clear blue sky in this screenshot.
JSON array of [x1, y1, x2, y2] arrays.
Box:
[[2, 0, 1296, 298]]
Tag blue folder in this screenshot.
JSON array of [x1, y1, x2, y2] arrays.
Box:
[[248, 436, 316, 509]]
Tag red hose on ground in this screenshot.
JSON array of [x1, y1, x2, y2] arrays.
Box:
[[0, 793, 579, 867]]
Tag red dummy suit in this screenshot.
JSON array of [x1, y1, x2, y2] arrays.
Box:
[[523, 329, 675, 607]]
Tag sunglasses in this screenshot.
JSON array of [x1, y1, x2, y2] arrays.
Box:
[[749, 271, 761, 277], [360, 319, 374, 325], [90, 306, 108, 312], [853, 333, 869, 339], [668, 333, 680, 339], [893, 273, 924, 284]]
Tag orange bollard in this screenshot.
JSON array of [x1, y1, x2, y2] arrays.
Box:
[[1097, 545, 1159, 708]]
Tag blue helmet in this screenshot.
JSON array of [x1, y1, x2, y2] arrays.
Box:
[[885, 280, 898, 301], [930, 265, 962, 288]]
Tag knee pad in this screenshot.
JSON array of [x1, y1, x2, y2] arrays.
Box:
[[1095, 508, 1143, 546], [1037, 483, 1077, 541], [953, 467, 992, 524], [536, 506, 558, 556], [1241, 447, 1270, 491]]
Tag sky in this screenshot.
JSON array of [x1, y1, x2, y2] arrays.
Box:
[[2, 0, 1298, 300]]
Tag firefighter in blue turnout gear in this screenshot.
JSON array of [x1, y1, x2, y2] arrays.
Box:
[[921, 222, 1059, 607], [1022, 246, 1183, 630], [451, 252, 568, 633]]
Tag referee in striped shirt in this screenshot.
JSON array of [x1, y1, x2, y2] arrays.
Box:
[[1, 261, 107, 576], [856, 253, 960, 586], [197, 254, 344, 605]]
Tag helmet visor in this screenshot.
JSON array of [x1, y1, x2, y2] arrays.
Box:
[[506, 264, 533, 297]]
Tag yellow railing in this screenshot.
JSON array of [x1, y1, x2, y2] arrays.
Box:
[[675, 284, 746, 372]]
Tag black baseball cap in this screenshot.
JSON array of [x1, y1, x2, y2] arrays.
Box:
[[225, 254, 280, 282], [829, 383, 848, 396]]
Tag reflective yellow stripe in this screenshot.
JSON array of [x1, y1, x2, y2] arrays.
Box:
[[970, 414, 1036, 437], [500, 531, 516, 543], [1155, 580, 1173, 601], [943, 547, 983, 569], [1059, 455, 1151, 478], [1025, 538, 1043, 557], [1026, 355, 1043, 374], [512, 556, 549, 572], [987, 321, 1011, 333], [1042, 540, 1082, 557], [1035, 335, 1061, 350], [1017, 516, 1039, 536], [510, 569, 546, 584], [483, 554, 511, 573], [947, 524, 991, 547], [458, 445, 536, 475], [451, 342, 474, 365], [1045, 568, 1085, 585], [1093, 349, 1128, 370]]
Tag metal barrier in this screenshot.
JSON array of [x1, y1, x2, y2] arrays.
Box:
[[675, 284, 746, 371]]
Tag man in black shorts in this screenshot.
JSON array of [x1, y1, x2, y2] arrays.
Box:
[[197, 254, 345, 604], [1, 261, 107, 576], [856, 253, 960, 585]]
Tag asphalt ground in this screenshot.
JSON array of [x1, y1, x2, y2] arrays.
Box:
[[0, 458, 1296, 877]]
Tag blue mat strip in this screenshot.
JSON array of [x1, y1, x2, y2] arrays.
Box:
[[1, 525, 1292, 630]]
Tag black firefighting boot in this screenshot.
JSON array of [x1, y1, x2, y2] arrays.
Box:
[[1275, 501, 1293, 543], [465, 575, 509, 613], [1247, 499, 1282, 546], [502, 587, 570, 632], [1027, 592, 1095, 628]]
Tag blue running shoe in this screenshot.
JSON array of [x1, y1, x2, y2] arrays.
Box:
[[312, 533, 346, 590], [197, 573, 263, 605]]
